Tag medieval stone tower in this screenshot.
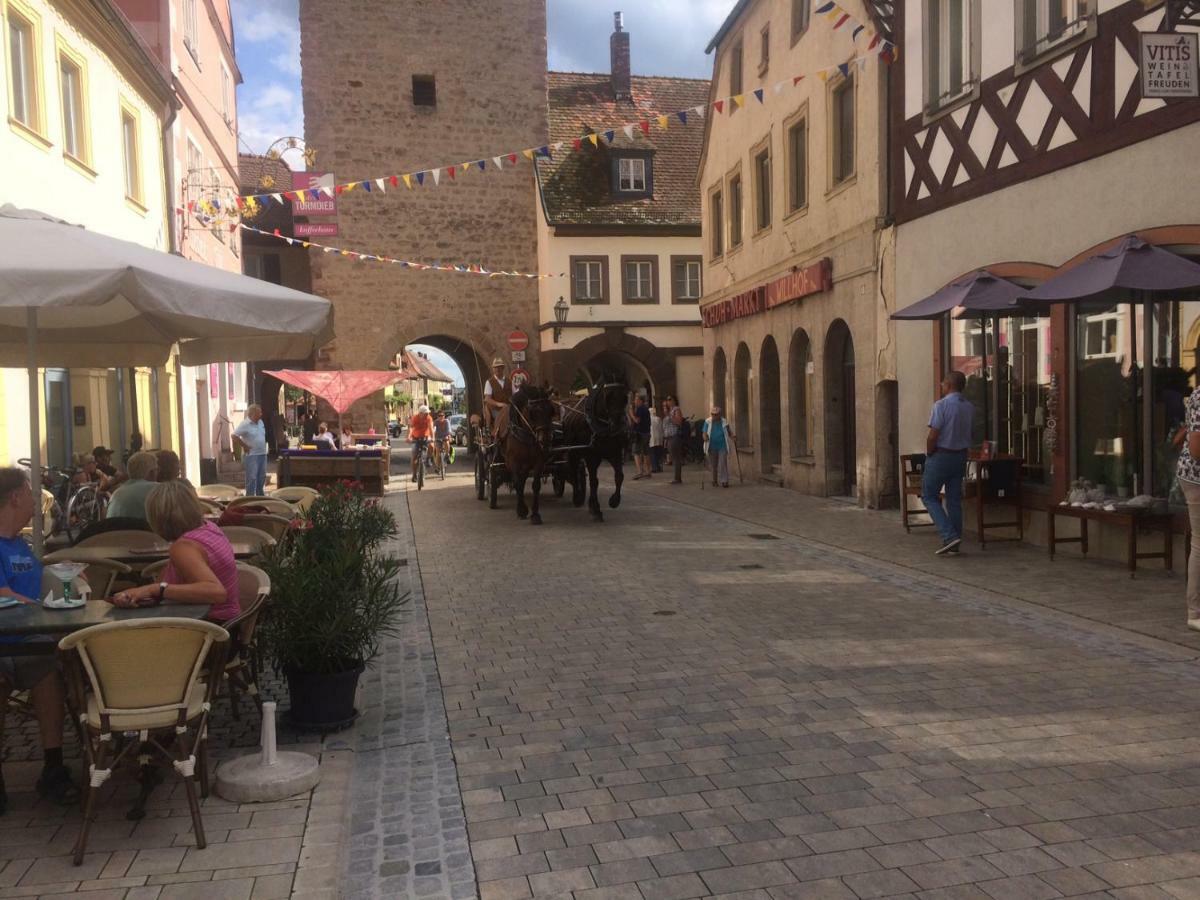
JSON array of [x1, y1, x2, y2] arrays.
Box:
[[298, 0, 548, 419]]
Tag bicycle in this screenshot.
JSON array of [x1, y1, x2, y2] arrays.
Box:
[[412, 437, 429, 491], [432, 438, 451, 480]]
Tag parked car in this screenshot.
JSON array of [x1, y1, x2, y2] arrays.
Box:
[[449, 414, 468, 445], [387, 418, 401, 438]]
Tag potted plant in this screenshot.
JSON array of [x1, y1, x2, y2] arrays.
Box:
[[258, 481, 408, 730]]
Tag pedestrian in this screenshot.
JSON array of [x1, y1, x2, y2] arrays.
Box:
[[703, 406, 733, 488], [233, 404, 268, 497], [649, 403, 664, 473], [300, 406, 318, 445], [629, 394, 651, 479], [921, 370, 975, 555], [1176, 390, 1200, 630], [664, 396, 685, 484]]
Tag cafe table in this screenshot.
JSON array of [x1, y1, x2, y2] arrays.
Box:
[[43, 542, 260, 566], [0, 600, 212, 656]]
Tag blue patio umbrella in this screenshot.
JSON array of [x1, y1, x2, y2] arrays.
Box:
[[892, 269, 1027, 320]]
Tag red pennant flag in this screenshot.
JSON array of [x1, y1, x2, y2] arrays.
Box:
[[507, 152, 518, 165], [187, 201, 196, 212], [868, 33, 882, 49], [447, 166, 456, 180], [880, 47, 894, 64], [235, 197, 245, 209], [833, 13, 850, 28], [638, 119, 650, 136], [793, 75, 805, 85], [714, 99, 725, 114], [335, 185, 345, 195], [273, 228, 281, 237], [390, 175, 399, 188], [572, 138, 582, 151]]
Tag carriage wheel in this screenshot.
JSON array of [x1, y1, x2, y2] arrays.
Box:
[[474, 450, 487, 500]]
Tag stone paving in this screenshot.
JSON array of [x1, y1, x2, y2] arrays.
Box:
[[409, 462, 1200, 900]]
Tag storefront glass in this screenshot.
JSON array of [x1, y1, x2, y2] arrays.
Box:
[[1075, 301, 1141, 496], [948, 315, 992, 448]]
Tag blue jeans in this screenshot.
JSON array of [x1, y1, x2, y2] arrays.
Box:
[[921, 449, 967, 543], [244, 453, 267, 497]]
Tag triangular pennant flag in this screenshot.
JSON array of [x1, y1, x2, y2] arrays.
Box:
[[493, 156, 504, 168], [302, 242, 311, 248], [477, 160, 487, 171], [415, 171, 425, 186], [376, 178, 387, 192], [460, 163, 470, 175], [833, 13, 850, 28], [402, 174, 412, 189], [818, 69, 829, 82], [868, 33, 881, 50], [676, 110, 688, 125], [838, 62, 850, 77], [692, 104, 706, 119], [851, 24, 864, 40], [235, 197, 245, 209], [714, 99, 725, 114], [309, 189, 320, 201], [271, 193, 283, 204], [752, 88, 764, 103], [446, 166, 455, 180], [773, 81, 786, 94], [793, 75, 805, 85], [361, 180, 372, 192], [587, 133, 599, 147], [552, 141, 564, 153], [572, 137, 582, 151], [536, 145, 551, 158], [603, 130, 615, 143], [733, 94, 745, 108], [638, 120, 650, 136], [390, 175, 399, 188], [656, 115, 669, 129], [880, 46, 895, 64], [622, 124, 635, 140], [431, 168, 441, 185], [272, 228, 281, 237], [815, 1, 835, 11], [508, 152, 518, 165]]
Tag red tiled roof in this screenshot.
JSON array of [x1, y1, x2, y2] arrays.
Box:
[[536, 72, 710, 228], [402, 350, 454, 383]]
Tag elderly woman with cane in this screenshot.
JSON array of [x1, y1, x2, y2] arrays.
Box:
[[703, 406, 735, 488]]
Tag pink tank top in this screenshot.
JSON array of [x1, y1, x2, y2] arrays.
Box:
[[164, 520, 240, 622]]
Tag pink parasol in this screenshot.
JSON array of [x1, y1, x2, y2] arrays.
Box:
[[265, 369, 414, 417]]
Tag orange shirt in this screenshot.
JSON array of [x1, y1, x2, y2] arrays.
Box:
[[409, 413, 433, 439]]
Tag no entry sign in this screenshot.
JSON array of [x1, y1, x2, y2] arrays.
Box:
[[507, 330, 529, 352], [511, 368, 531, 389]]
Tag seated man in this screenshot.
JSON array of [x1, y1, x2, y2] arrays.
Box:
[[314, 423, 338, 451], [483, 359, 511, 439], [0, 468, 77, 816], [105, 451, 159, 522]]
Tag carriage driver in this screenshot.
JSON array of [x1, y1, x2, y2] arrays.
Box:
[[483, 358, 511, 438]]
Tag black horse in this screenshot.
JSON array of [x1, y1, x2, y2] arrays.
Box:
[[561, 382, 628, 521], [493, 386, 557, 524]]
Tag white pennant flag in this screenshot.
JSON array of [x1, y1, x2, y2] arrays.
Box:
[[316, 173, 336, 197], [431, 168, 441, 186], [773, 81, 786, 94], [622, 124, 635, 140], [691, 104, 706, 119], [552, 141, 564, 153], [492, 156, 504, 169], [376, 178, 387, 192], [271, 193, 283, 204]]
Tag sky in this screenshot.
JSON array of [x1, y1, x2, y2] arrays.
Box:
[[230, 0, 730, 383]]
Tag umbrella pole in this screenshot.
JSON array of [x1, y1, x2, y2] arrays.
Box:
[[26, 308, 43, 557]]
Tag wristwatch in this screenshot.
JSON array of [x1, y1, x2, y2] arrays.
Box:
[[157, 582, 168, 604]]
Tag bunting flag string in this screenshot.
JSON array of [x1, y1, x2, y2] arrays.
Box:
[[238, 223, 564, 280], [813, 1, 898, 63], [197, 52, 883, 216]]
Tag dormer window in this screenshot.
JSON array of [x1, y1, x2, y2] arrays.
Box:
[[619, 157, 646, 191], [611, 154, 652, 197]]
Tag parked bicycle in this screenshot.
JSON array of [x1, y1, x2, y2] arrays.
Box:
[[17, 459, 108, 543]]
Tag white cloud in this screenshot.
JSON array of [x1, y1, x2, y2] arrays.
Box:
[[254, 82, 299, 111], [235, 0, 298, 44], [271, 49, 302, 77]]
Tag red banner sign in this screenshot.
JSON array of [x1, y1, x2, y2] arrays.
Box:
[[291, 172, 337, 216], [701, 257, 832, 328], [295, 222, 339, 237]]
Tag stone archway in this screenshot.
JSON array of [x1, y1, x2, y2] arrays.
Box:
[[544, 328, 678, 402], [380, 317, 502, 421]]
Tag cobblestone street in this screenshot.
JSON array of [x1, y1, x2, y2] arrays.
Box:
[[408, 464, 1200, 900]]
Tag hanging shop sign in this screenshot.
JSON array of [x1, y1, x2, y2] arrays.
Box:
[[1141, 32, 1199, 98], [295, 222, 339, 237], [291, 173, 338, 215], [701, 258, 833, 328]]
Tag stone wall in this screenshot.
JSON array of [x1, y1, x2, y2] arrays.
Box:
[[299, 0, 547, 421]]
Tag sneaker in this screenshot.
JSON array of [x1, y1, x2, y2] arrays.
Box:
[[1188, 619, 1200, 632], [935, 538, 962, 556]]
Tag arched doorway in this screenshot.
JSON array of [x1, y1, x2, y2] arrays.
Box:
[[712, 347, 727, 415], [733, 343, 751, 446], [577, 349, 654, 405], [788, 329, 811, 458], [824, 320, 856, 496], [379, 318, 499, 424], [759, 336, 781, 475]]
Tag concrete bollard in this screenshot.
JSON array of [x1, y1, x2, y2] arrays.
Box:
[[215, 702, 321, 803]]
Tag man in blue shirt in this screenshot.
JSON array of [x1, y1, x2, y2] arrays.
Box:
[[922, 371, 975, 555], [0, 468, 77, 815], [233, 404, 268, 496]]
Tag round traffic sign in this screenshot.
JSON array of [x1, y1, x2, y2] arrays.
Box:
[[510, 368, 532, 389], [507, 330, 529, 352]]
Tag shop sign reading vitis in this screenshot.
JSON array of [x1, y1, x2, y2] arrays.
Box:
[[1141, 32, 1199, 98]]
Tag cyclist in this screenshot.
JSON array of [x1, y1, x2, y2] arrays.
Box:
[[433, 410, 454, 469], [409, 404, 434, 481]]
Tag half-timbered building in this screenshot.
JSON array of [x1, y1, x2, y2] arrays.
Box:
[[893, 0, 1200, 558]]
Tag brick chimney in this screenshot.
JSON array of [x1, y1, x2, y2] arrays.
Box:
[[610, 11, 631, 100]]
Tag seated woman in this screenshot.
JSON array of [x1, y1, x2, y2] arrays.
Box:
[[104, 451, 159, 521], [108, 481, 240, 623], [340, 425, 355, 448]]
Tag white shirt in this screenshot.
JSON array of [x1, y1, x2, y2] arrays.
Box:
[[484, 377, 507, 398]]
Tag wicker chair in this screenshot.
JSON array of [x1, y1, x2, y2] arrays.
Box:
[[223, 564, 272, 719], [239, 514, 291, 542], [269, 486, 318, 512], [195, 484, 241, 502], [218, 526, 276, 555], [75, 530, 163, 550], [58, 618, 228, 864], [227, 497, 295, 518]]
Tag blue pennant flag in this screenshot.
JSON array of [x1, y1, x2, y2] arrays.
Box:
[[309, 189, 320, 201], [838, 62, 850, 77], [361, 180, 372, 192], [537, 145, 552, 158], [415, 171, 426, 186], [815, 1, 836, 12], [213, 199, 221, 210], [676, 110, 688, 125], [851, 24, 864, 39], [603, 130, 615, 143], [477, 160, 487, 171], [753, 88, 764, 103], [400, 262, 409, 268]]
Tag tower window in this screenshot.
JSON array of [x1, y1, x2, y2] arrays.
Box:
[[412, 75, 436, 107]]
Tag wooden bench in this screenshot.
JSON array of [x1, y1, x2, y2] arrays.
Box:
[[1048, 505, 1173, 578]]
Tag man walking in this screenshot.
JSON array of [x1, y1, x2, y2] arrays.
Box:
[[234, 404, 268, 496], [629, 394, 652, 479], [663, 396, 685, 484], [921, 371, 974, 555]]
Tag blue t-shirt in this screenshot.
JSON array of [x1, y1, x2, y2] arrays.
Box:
[[234, 418, 268, 456], [0, 535, 41, 601], [704, 418, 729, 452], [633, 406, 650, 436], [929, 392, 974, 452]]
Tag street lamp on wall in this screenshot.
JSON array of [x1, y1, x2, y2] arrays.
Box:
[[553, 296, 569, 344]]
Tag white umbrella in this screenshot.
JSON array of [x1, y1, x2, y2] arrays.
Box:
[[0, 206, 334, 551]]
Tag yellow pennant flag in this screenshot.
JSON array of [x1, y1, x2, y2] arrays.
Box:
[[460, 163, 470, 175], [733, 94, 745, 108], [656, 115, 669, 130], [818, 70, 829, 82], [340, 250, 351, 256], [344, 182, 356, 192], [302, 242, 311, 248], [521, 148, 535, 160], [587, 133, 599, 147], [402, 174, 413, 189]]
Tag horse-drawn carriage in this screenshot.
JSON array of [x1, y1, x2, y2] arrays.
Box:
[[471, 383, 630, 524]]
